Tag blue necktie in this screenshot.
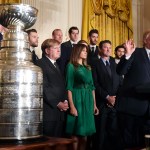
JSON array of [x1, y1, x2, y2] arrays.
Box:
[[105, 61, 111, 77]]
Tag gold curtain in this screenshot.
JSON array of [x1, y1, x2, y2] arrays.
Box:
[[0, 0, 20, 3], [82, 0, 133, 55]]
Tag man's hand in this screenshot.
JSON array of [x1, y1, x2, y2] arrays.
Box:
[[124, 39, 136, 56], [57, 100, 69, 111], [107, 95, 116, 106], [0, 24, 8, 34]]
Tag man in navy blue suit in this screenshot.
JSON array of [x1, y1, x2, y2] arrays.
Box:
[[26, 29, 39, 65], [92, 40, 122, 150], [57, 26, 79, 77], [87, 29, 99, 67], [116, 31, 150, 149]]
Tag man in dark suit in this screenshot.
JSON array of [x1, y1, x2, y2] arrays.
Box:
[[36, 39, 69, 137], [116, 32, 150, 149], [92, 40, 122, 150], [87, 29, 99, 67], [26, 29, 39, 65], [52, 28, 63, 44], [57, 26, 79, 76], [114, 44, 125, 64]]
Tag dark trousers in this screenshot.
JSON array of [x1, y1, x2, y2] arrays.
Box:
[[92, 106, 123, 150], [43, 121, 65, 137], [118, 113, 145, 149]]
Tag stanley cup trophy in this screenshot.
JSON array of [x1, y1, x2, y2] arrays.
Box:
[[0, 4, 43, 141]]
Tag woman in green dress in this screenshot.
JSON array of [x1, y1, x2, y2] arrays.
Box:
[[65, 43, 99, 150]]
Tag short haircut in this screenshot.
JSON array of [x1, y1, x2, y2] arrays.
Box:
[[115, 45, 125, 52], [78, 40, 88, 45], [52, 29, 62, 36], [143, 30, 150, 46], [99, 40, 111, 49], [26, 29, 37, 35], [88, 29, 99, 37], [41, 39, 60, 55], [68, 26, 79, 35]]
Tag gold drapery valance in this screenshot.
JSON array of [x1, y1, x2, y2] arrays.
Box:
[[82, 0, 133, 55], [0, 0, 20, 4]]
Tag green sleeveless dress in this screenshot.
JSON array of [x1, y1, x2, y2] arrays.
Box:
[[66, 63, 96, 136]]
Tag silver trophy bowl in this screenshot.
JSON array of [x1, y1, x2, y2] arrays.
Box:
[[0, 4, 43, 141], [0, 3, 38, 29]]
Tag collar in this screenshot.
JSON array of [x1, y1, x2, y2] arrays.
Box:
[[70, 40, 77, 45], [30, 46, 35, 52], [99, 55, 110, 65], [46, 56, 56, 65], [145, 47, 150, 57], [90, 45, 96, 48]]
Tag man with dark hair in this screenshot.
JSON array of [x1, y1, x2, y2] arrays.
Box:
[[36, 39, 69, 137], [114, 45, 125, 64], [57, 26, 79, 76], [92, 40, 122, 150], [88, 29, 99, 67], [52, 29, 63, 44], [26, 28, 39, 65]]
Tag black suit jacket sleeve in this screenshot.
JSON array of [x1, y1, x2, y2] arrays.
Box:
[[116, 54, 134, 76]]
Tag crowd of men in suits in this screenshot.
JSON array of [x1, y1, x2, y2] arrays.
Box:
[[1, 24, 150, 150]]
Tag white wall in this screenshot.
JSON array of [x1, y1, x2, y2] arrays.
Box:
[[22, 0, 150, 56], [22, 0, 82, 58]]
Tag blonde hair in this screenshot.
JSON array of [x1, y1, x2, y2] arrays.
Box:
[[41, 39, 59, 55]]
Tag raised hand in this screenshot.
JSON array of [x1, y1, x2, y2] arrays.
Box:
[[124, 39, 136, 56]]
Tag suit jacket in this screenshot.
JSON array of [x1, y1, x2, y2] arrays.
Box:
[[0, 33, 2, 41], [57, 40, 73, 76], [92, 56, 120, 109], [116, 47, 150, 116], [32, 50, 39, 65], [87, 46, 99, 67], [36, 56, 67, 121]]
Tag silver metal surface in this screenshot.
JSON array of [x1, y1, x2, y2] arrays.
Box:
[[0, 4, 38, 29], [0, 4, 43, 140]]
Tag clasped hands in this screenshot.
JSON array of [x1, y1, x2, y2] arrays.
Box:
[[107, 95, 116, 107], [57, 100, 69, 111]]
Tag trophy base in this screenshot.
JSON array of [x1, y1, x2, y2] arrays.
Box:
[[0, 136, 48, 145]]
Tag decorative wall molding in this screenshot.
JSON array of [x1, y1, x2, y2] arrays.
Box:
[[22, 0, 82, 58]]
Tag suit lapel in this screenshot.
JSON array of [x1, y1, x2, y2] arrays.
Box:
[[44, 57, 63, 78], [66, 40, 72, 48], [99, 58, 112, 80], [141, 48, 150, 77]]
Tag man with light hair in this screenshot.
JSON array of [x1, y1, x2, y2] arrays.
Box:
[[116, 30, 150, 149], [52, 29, 63, 44]]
